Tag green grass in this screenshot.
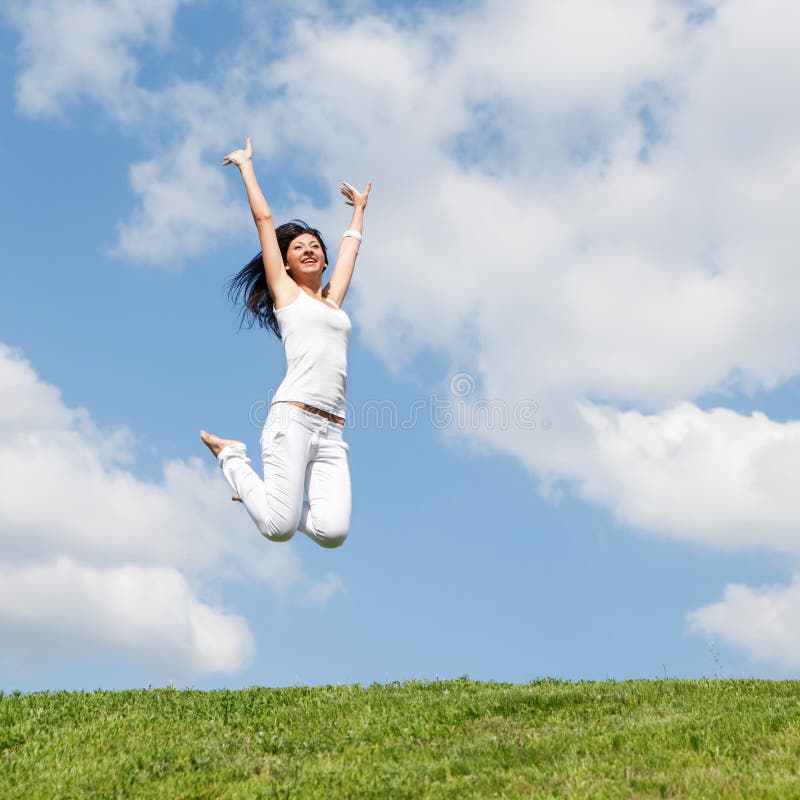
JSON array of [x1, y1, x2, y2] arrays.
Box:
[[2, 678, 800, 798]]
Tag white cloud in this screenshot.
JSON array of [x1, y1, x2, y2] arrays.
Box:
[[113, 134, 246, 266], [0, 344, 281, 580], [302, 572, 345, 607], [687, 576, 800, 672], [5, 0, 184, 118], [190, 0, 798, 411], [574, 401, 800, 554], [11, 0, 800, 395], [0, 557, 254, 677], [0, 343, 341, 678]]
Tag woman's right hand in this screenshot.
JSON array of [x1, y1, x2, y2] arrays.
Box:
[[221, 137, 253, 168]]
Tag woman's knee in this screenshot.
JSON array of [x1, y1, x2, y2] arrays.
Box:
[[259, 517, 297, 543], [261, 529, 295, 543], [314, 520, 349, 549]]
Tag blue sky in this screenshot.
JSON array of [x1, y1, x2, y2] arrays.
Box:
[[1, 0, 799, 691]]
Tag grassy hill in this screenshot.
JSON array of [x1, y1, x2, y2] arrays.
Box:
[[2, 678, 800, 798]]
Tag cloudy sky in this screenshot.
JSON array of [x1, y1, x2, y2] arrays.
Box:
[[2, 0, 799, 690]]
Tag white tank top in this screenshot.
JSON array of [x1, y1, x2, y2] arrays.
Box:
[[271, 288, 352, 418]]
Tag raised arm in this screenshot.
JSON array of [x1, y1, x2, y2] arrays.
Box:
[[323, 181, 372, 307], [222, 138, 295, 306]]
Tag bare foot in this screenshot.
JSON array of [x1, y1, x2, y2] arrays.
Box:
[[232, 495, 242, 503], [200, 429, 245, 458]]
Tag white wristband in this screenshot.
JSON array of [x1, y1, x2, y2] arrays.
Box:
[[343, 229, 362, 242]]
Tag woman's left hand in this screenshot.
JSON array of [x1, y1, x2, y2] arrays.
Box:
[[340, 181, 372, 209]]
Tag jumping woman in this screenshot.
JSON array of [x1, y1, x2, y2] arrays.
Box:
[[200, 137, 371, 548]]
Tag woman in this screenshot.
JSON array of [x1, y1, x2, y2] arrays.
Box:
[[200, 137, 371, 549]]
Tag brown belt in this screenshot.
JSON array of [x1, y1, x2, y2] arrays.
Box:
[[275, 400, 345, 425]]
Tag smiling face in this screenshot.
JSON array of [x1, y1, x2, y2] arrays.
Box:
[[285, 233, 326, 278]]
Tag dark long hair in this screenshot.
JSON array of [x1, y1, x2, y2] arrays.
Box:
[[227, 220, 328, 339]]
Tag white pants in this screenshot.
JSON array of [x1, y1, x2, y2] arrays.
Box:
[[217, 402, 351, 548]]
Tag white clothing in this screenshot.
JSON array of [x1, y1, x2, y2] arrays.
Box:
[[217, 402, 351, 548], [270, 289, 351, 419]]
